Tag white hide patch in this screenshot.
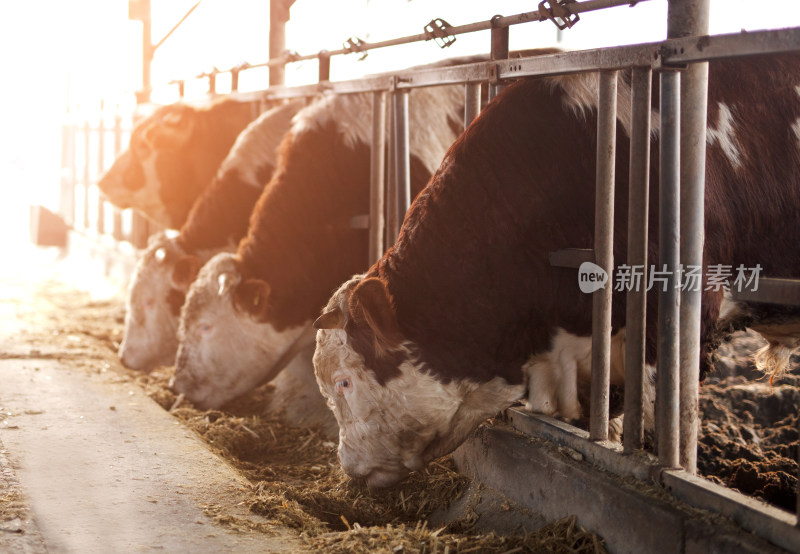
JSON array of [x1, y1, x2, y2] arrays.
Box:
[[313, 326, 524, 487], [173, 252, 315, 409], [216, 100, 303, 189], [119, 233, 184, 370], [264, 345, 338, 438], [523, 328, 656, 433], [550, 72, 661, 138], [706, 102, 742, 169], [135, 153, 173, 226], [290, 84, 463, 176]]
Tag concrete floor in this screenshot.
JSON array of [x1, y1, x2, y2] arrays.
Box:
[[0, 244, 305, 553]]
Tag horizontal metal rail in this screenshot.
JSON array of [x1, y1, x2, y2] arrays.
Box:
[[509, 409, 800, 553], [167, 0, 652, 89], [235, 27, 800, 102]]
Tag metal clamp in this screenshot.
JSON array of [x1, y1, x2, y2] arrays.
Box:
[[424, 18, 456, 49], [343, 37, 368, 61], [538, 0, 580, 31]]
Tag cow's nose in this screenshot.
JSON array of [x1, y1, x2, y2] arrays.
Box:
[[364, 468, 405, 489]]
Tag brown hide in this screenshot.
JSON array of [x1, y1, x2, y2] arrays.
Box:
[[346, 53, 800, 387], [236, 122, 434, 332], [98, 99, 257, 229]]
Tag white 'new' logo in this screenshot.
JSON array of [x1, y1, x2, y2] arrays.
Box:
[[578, 262, 608, 294]]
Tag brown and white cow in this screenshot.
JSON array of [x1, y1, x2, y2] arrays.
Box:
[[118, 101, 302, 371], [312, 53, 800, 487], [99, 98, 258, 229], [170, 83, 465, 410]]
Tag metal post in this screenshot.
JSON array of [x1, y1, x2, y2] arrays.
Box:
[[59, 115, 75, 227], [319, 51, 331, 82], [112, 111, 123, 240], [269, 0, 293, 86], [464, 83, 481, 129], [489, 16, 509, 101], [135, 0, 153, 104], [207, 73, 216, 95], [83, 121, 91, 230], [391, 89, 410, 240], [231, 69, 240, 92], [657, 69, 681, 468], [623, 66, 652, 453], [590, 70, 617, 441], [369, 91, 387, 264], [386, 104, 397, 247], [96, 104, 105, 234], [670, 0, 710, 476]]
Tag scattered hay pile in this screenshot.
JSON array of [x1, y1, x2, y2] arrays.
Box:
[[304, 516, 604, 554], [18, 281, 609, 552]]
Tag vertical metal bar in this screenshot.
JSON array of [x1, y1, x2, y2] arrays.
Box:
[[464, 83, 481, 129], [96, 105, 105, 234], [269, 0, 290, 86], [657, 69, 681, 468], [489, 16, 509, 101], [391, 89, 410, 241], [671, 0, 710, 476], [208, 73, 216, 95], [69, 120, 77, 226], [83, 121, 91, 230], [59, 114, 75, 227], [590, 70, 618, 441], [112, 110, 123, 240], [386, 101, 397, 246], [138, 0, 153, 104], [318, 51, 331, 82], [369, 91, 387, 264], [231, 69, 240, 92], [623, 66, 652, 453]]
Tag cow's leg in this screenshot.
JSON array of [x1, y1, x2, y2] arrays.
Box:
[[524, 354, 558, 416], [555, 355, 582, 421]]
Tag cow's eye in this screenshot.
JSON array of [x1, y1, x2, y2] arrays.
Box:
[[198, 323, 213, 334], [335, 378, 351, 395], [143, 298, 156, 309]]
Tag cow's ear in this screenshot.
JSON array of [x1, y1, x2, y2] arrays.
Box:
[[350, 277, 402, 348], [314, 307, 344, 330], [233, 279, 271, 320], [170, 255, 202, 291], [150, 106, 195, 149]]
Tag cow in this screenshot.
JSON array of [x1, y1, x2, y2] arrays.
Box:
[[118, 101, 302, 371], [169, 82, 466, 410], [98, 98, 259, 229], [312, 52, 800, 488]]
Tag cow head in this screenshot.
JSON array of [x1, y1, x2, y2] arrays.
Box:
[[171, 252, 314, 409], [313, 275, 523, 488], [119, 231, 203, 371], [98, 103, 200, 228]]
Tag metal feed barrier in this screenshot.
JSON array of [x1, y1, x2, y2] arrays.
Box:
[[60, 0, 800, 550]]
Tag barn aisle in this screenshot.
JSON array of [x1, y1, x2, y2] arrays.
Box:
[[0, 241, 305, 553]]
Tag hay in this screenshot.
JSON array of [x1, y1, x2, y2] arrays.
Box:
[[304, 516, 605, 554], [19, 281, 608, 552]]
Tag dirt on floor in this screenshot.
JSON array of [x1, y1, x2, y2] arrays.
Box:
[[4, 275, 798, 552], [698, 330, 800, 512], [1, 278, 607, 554]]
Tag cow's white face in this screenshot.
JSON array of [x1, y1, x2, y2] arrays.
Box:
[[119, 232, 202, 371], [172, 252, 314, 409], [313, 275, 524, 488]]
